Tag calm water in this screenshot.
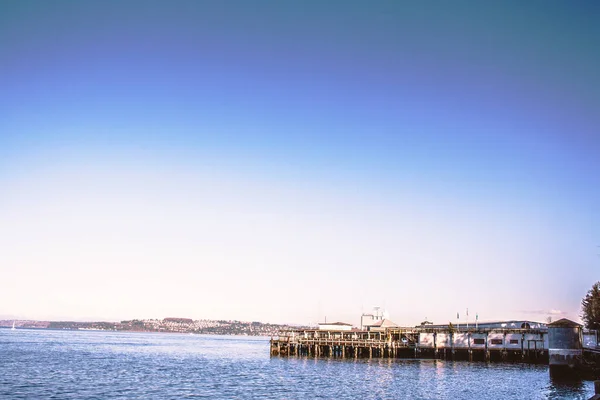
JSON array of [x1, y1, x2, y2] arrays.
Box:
[[0, 329, 594, 399]]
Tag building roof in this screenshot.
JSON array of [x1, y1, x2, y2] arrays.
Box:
[[547, 318, 582, 327], [366, 319, 398, 328], [318, 322, 352, 326], [423, 320, 546, 329]]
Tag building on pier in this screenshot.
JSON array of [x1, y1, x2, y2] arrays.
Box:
[[364, 318, 398, 331], [360, 307, 388, 330], [318, 322, 353, 331], [548, 318, 583, 378]]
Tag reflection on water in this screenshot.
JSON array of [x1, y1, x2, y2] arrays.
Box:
[[544, 379, 588, 399], [0, 328, 595, 399]]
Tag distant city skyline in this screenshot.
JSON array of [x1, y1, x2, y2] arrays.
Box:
[[1, 2, 599, 327]]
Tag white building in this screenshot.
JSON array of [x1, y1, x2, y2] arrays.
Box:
[[360, 307, 390, 329], [318, 322, 353, 331]]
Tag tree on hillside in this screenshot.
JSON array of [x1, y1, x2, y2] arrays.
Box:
[[581, 281, 600, 330]]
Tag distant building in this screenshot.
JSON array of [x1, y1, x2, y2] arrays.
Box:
[[163, 317, 194, 324], [318, 322, 353, 331]]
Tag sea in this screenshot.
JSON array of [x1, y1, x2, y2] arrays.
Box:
[[0, 328, 595, 399]]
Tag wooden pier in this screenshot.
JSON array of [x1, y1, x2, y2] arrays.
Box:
[[271, 318, 600, 380], [270, 327, 551, 363]]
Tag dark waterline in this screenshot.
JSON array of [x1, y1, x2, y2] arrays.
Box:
[[0, 329, 594, 399]]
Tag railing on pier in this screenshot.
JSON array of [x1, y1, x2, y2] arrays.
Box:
[[271, 336, 396, 348]]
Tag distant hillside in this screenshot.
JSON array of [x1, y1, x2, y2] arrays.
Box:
[[0, 318, 308, 336]]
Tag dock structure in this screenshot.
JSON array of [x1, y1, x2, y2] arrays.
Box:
[[270, 326, 551, 363], [271, 318, 600, 374]]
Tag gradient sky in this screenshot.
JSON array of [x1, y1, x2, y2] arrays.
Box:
[[1, 1, 599, 326]]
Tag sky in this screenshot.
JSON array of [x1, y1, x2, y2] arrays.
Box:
[[1, 1, 599, 327]]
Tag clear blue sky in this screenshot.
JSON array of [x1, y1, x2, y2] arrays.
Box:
[[1, 1, 599, 325]]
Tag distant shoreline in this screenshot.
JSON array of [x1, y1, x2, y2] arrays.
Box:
[[1, 326, 275, 338], [0, 318, 307, 336]]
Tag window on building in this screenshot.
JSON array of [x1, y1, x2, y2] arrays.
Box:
[[510, 339, 519, 344], [473, 338, 485, 345], [490, 339, 503, 345]]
